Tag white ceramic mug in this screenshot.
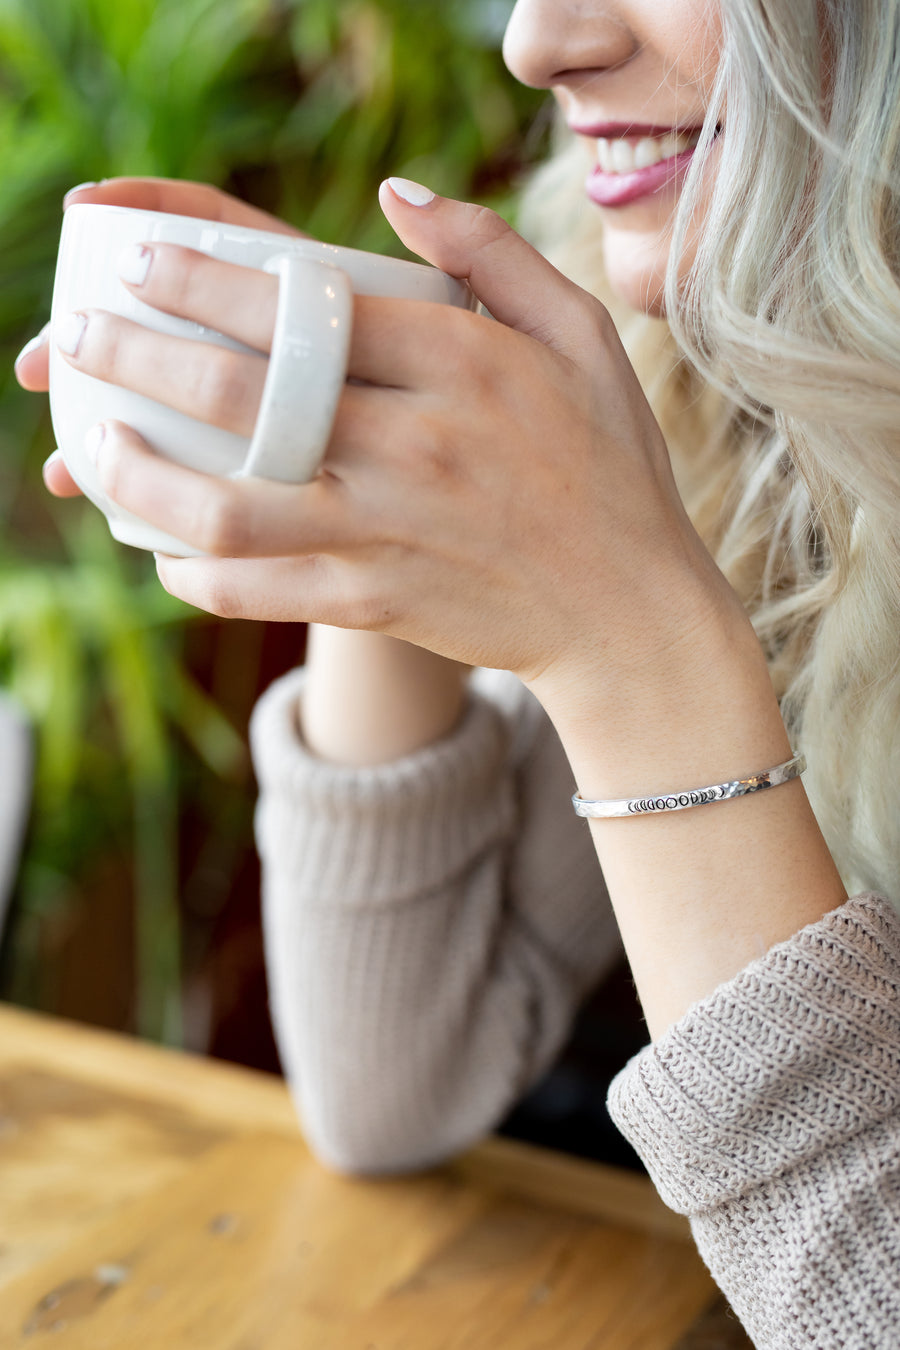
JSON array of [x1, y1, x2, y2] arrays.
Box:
[[50, 203, 476, 555]]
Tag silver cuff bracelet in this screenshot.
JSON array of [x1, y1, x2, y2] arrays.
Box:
[[572, 751, 807, 819]]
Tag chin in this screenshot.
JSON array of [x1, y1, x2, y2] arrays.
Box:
[[601, 226, 672, 318]]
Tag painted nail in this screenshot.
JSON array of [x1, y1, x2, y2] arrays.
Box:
[[84, 422, 106, 467], [55, 313, 88, 357], [14, 321, 52, 368], [118, 244, 152, 287], [387, 177, 436, 207], [63, 181, 100, 207]]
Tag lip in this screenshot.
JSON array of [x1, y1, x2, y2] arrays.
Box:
[[572, 121, 719, 209], [586, 143, 702, 208], [570, 121, 705, 140]]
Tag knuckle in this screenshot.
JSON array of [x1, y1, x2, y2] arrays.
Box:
[[464, 349, 498, 400], [412, 415, 460, 486], [205, 185, 234, 220], [349, 589, 400, 633], [467, 204, 508, 250], [97, 439, 125, 502], [188, 349, 250, 432], [329, 567, 400, 633], [197, 571, 246, 620], [86, 310, 123, 373], [590, 300, 618, 343], [555, 300, 620, 370], [579, 299, 619, 356], [160, 247, 196, 311], [192, 486, 249, 557]]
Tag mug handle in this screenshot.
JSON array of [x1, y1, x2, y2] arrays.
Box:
[[239, 253, 353, 483]]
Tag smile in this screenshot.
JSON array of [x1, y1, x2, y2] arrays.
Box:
[[596, 129, 703, 174], [573, 123, 716, 209]]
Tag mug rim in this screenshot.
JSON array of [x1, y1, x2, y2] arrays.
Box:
[[64, 201, 454, 284]]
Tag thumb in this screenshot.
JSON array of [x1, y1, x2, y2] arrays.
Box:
[[378, 178, 604, 357]]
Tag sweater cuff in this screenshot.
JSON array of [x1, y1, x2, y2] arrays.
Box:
[[250, 667, 517, 907], [607, 892, 900, 1214]]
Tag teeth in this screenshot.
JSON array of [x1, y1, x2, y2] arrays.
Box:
[[596, 130, 701, 175], [634, 137, 661, 169], [610, 139, 633, 173]]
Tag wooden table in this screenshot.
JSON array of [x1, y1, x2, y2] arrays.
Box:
[[0, 1004, 748, 1349]]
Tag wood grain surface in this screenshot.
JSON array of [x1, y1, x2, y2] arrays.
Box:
[[0, 1004, 749, 1349]]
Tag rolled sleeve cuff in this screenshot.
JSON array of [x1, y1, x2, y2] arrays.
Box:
[[607, 892, 900, 1214], [250, 667, 517, 908]]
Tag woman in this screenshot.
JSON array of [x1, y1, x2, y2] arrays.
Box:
[[16, 0, 900, 1343]]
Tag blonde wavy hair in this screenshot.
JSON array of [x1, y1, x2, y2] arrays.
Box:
[[520, 0, 900, 902]]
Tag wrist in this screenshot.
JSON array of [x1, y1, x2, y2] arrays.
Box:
[[522, 562, 847, 1040], [302, 627, 470, 766], [529, 588, 846, 1039], [528, 580, 790, 798]]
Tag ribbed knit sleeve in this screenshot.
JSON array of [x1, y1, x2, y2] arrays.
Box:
[[251, 666, 620, 1173], [608, 891, 900, 1349]]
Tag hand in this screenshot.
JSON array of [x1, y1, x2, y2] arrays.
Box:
[[43, 179, 747, 716], [15, 176, 305, 498]]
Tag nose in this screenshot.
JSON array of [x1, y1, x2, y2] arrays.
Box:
[[502, 0, 637, 91]]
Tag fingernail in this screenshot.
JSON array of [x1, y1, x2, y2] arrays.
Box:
[[14, 321, 51, 368], [42, 448, 63, 476], [55, 312, 88, 357], [85, 422, 106, 467], [118, 244, 152, 287], [63, 180, 100, 207], [387, 177, 436, 207]]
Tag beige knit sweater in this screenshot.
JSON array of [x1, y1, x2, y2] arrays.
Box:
[[251, 665, 900, 1350]]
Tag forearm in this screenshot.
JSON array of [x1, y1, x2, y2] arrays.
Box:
[[533, 584, 847, 1040], [608, 893, 900, 1349], [300, 624, 469, 765], [252, 668, 618, 1173]]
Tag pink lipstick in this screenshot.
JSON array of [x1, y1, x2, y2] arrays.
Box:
[[571, 123, 715, 209]]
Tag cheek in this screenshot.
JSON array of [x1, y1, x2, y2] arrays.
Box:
[[629, 0, 723, 91]]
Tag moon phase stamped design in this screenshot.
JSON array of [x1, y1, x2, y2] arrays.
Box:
[[572, 752, 807, 819]]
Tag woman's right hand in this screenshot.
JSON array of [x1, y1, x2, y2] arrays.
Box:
[[15, 176, 306, 495]]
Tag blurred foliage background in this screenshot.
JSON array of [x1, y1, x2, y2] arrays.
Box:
[[0, 0, 549, 1052]]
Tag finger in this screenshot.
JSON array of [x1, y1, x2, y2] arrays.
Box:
[[119, 242, 474, 390], [63, 178, 303, 238], [348, 295, 494, 388], [42, 450, 83, 498], [379, 178, 611, 360], [55, 309, 268, 438], [93, 419, 361, 558], [14, 322, 51, 391], [118, 244, 279, 353], [155, 554, 337, 623]]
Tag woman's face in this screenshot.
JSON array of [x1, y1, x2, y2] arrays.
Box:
[[503, 0, 723, 315]]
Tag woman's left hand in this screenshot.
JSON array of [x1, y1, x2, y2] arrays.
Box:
[[52, 182, 741, 714]]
